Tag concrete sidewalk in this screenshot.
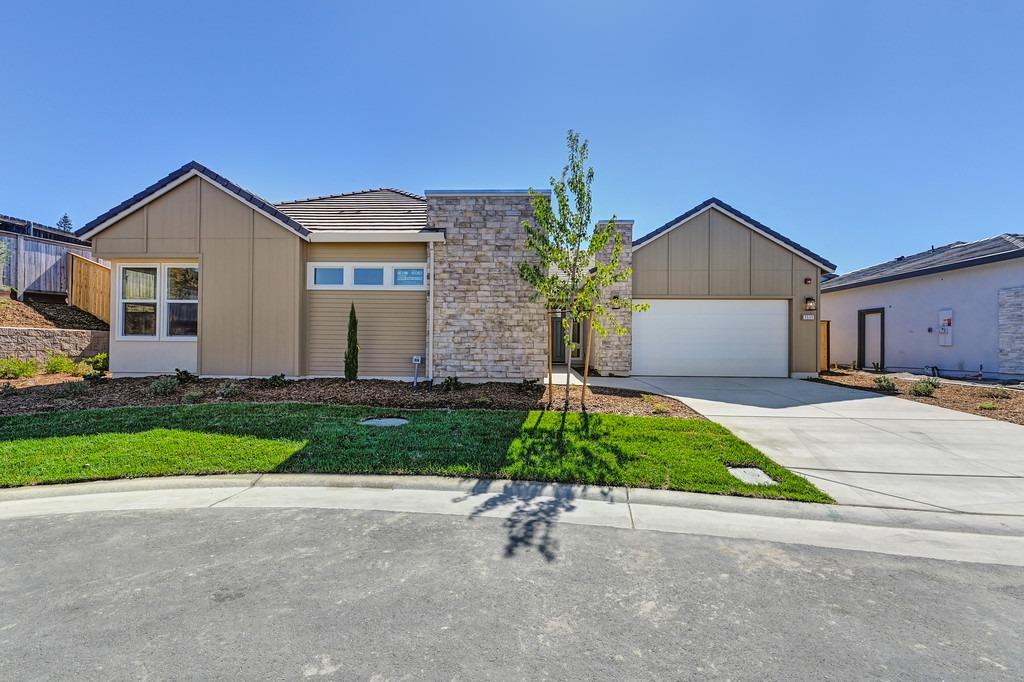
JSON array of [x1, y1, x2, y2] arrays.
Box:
[[1, 474, 1022, 567], [591, 375, 1024, 514]]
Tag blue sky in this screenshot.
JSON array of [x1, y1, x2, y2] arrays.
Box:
[[2, 1, 1022, 272]]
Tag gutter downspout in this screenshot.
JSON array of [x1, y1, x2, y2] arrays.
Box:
[[427, 240, 434, 382]]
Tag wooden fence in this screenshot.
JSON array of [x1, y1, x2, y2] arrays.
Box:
[[819, 320, 831, 372], [0, 233, 92, 297], [68, 253, 111, 323]]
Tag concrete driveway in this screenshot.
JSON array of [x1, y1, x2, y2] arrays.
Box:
[[592, 376, 1024, 514]]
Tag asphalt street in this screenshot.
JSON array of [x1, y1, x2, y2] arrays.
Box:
[[1, 506, 1021, 680]]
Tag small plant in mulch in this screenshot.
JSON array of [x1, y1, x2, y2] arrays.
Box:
[[982, 387, 1012, 400], [978, 402, 998, 410], [908, 379, 938, 397], [438, 376, 462, 391], [182, 390, 205, 404], [216, 382, 242, 399], [0, 358, 40, 380], [61, 381, 89, 397], [146, 376, 180, 397], [175, 368, 199, 384], [84, 352, 109, 372], [83, 369, 106, 383], [872, 376, 897, 393], [344, 303, 359, 381], [260, 373, 289, 388], [0, 382, 15, 398]]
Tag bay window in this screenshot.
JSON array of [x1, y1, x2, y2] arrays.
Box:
[[117, 263, 199, 340]]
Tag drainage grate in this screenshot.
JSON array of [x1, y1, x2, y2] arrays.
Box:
[[359, 417, 409, 427], [727, 466, 777, 486]]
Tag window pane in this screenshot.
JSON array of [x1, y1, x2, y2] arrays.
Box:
[[393, 268, 424, 286], [353, 267, 384, 286], [167, 302, 198, 336], [314, 267, 344, 286], [122, 267, 156, 300], [123, 302, 157, 336], [167, 267, 199, 300]]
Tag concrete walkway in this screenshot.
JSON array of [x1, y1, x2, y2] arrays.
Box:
[[589, 375, 1024, 514], [1, 475, 1022, 567]]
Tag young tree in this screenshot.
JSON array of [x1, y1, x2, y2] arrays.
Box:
[[55, 213, 73, 231], [344, 303, 359, 380], [519, 130, 646, 408]]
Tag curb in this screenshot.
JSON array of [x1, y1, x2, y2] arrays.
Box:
[[1, 473, 1022, 537]]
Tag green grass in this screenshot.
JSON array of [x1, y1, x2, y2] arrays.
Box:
[[0, 403, 831, 502]]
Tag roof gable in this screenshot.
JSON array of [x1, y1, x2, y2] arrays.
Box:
[[633, 197, 836, 272], [76, 161, 310, 240], [822, 233, 1024, 292]]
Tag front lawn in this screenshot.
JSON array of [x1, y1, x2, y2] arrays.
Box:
[[0, 403, 831, 502]]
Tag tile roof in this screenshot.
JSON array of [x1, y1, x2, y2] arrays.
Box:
[[275, 189, 429, 233], [633, 197, 837, 271], [821, 233, 1024, 292], [76, 161, 310, 239]]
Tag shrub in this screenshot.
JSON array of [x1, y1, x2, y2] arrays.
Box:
[[439, 376, 462, 391], [83, 369, 106, 383], [261, 373, 288, 388], [344, 303, 359, 381], [0, 382, 15, 397], [872, 376, 897, 393], [175, 368, 198, 384], [43, 353, 78, 375], [982, 386, 1012, 400], [72, 361, 92, 377], [84, 352, 109, 372], [977, 402, 998, 410], [182, 390, 205, 404], [146, 376, 180, 397], [61, 381, 89, 397], [908, 379, 936, 397], [216, 382, 242, 399], [0, 358, 40, 379]]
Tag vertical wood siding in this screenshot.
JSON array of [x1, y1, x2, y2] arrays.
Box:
[[68, 254, 111, 322]]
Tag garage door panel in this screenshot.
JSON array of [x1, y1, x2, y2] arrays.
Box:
[[632, 299, 789, 377]]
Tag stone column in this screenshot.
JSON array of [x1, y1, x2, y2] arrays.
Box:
[[426, 191, 548, 380], [591, 219, 633, 376]]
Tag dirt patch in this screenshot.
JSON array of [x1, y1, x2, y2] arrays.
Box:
[[0, 375, 700, 419], [814, 370, 1024, 426], [0, 292, 108, 331]]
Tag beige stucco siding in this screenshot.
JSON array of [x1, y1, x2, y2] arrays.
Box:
[[631, 206, 822, 375], [90, 176, 303, 377], [306, 291, 427, 376]]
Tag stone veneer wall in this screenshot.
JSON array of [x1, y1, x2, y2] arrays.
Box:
[[591, 220, 633, 376], [998, 286, 1024, 376], [427, 193, 548, 380], [0, 327, 109, 362]]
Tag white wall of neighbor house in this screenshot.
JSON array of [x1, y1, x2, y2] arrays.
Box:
[[821, 258, 1024, 379]]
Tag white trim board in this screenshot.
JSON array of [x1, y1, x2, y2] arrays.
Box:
[[633, 202, 835, 273]]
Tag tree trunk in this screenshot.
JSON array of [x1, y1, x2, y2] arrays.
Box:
[[563, 316, 572, 409], [581, 314, 594, 409], [546, 310, 554, 405]]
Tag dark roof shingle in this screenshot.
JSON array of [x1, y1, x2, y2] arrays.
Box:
[[821, 233, 1024, 292], [274, 189, 428, 233]]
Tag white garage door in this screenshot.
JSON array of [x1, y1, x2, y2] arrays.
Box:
[[632, 299, 789, 377]]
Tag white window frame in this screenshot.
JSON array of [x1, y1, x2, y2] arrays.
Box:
[[162, 263, 200, 340], [116, 263, 200, 342], [306, 262, 428, 291]]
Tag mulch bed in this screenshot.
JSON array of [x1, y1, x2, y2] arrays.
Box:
[[814, 370, 1024, 426], [0, 292, 108, 331], [0, 374, 700, 419]]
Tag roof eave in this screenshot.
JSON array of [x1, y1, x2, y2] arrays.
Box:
[[307, 230, 445, 243], [822, 248, 1024, 293]]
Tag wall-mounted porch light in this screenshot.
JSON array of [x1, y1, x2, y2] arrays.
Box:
[[804, 297, 817, 311]]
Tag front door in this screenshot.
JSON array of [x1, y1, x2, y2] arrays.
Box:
[[551, 315, 581, 365], [858, 308, 885, 370]]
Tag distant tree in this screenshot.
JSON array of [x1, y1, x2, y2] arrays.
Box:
[[55, 213, 73, 231], [344, 303, 359, 380], [519, 130, 646, 408]]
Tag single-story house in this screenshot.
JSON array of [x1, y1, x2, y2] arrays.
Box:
[[820, 234, 1024, 380], [76, 161, 834, 379]]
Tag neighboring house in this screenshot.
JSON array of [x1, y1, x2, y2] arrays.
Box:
[[820, 234, 1024, 380], [77, 162, 834, 379]]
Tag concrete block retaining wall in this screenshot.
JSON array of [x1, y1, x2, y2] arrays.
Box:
[[0, 327, 109, 362]]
